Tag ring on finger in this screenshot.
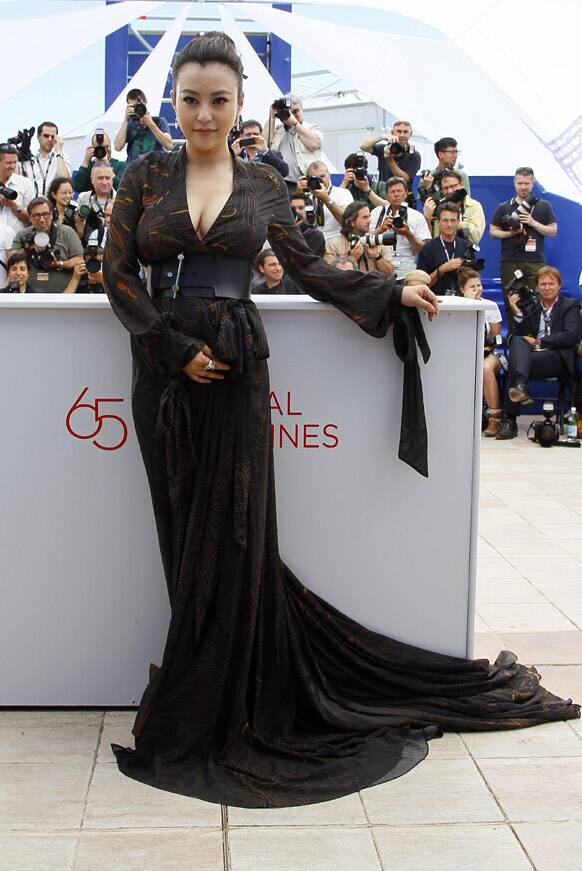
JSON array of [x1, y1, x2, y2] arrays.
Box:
[[205, 358, 216, 372]]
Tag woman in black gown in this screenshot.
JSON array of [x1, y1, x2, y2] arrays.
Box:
[[102, 33, 579, 809]]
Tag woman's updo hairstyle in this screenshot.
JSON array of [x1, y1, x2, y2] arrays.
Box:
[[172, 32, 245, 96]]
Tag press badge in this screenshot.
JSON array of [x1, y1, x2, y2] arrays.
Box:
[[525, 237, 537, 253], [36, 273, 50, 282]]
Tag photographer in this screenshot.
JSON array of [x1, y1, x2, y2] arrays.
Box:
[[113, 89, 173, 163], [1, 251, 38, 294], [0, 143, 34, 232], [0, 224, 15, 287], [490, 166, 557, 289], [231, 119, 288, 177], [76, 164, 115, 244], [424, 170, 485, 245], [73, 131, 125, 193], [47, 176, 85, 237], [10, 196, 83, 293], [370, 177, 431, 278], [265, 94, 323, 184], [416, 202, 471, 295], [419, 137, 471, 204], [20, 122, 71, 196], [360, 121, 421, 207], [325, 202, 393, 274], [253, 249, 303, 295], [458, 268, 504, 436], [497, 266, 580, 440], [340, 152, 389, 208], [289, 192, 325, 256], [296, 161, 352, 242]]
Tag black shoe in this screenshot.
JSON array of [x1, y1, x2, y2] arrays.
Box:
[[496, 419, 518, 440], [508, 380, 533, 404]]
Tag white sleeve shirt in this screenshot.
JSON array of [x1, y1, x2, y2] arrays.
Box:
[[0, 173, 35, 234], [0, 224, 15, 287], [21, 150, 72, 197]]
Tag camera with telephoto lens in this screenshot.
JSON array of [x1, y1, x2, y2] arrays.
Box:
[[353, 151, 368, 181], [84, 243, 103, 275], [349, 231, 396, 249], [388, 141, 415, 158], [462, 243, 485, 271], [63, 202, 77, 222], [133, 101, 147, 119], [505, 268, 540, 315], [93, 129, 107, 159], [307, 174, 323, 192], [443, 188, 467, 206], [391, 205, 408, 229], [0, 185, 18, 201], [272, 97, 292, 122], [77, 201, 103, 231], [6, 127, 35, 163], [23, 230, 57, 270], [528, 403, 560, 447], [501, 194, 539, 231]]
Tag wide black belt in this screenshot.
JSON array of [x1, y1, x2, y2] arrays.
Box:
[[146, 252, 252, 301]]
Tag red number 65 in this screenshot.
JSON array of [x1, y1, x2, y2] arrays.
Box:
[[66, 387, 128, 452]]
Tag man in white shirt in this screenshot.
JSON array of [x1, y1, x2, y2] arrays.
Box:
[[296, 161, 353, 243], [265, 95, 323, 185], [0, 144, 34, 233], [0, 224, 15, 287], [77, 164, 116, 212], [369, 177, 431, 278], [21, 122, 71, 197]]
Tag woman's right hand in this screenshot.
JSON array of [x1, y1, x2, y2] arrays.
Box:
[[182, 344, 230, 384]]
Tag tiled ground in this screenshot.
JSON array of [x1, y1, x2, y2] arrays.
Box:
[[2, 419, 582, 870]]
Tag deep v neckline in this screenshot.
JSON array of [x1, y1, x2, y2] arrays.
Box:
[[182, 147, 239, 243]]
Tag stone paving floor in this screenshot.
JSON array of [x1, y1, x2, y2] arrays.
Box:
[[1, 419, 582, 870]]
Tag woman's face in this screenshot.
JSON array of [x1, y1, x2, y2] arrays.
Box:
[[55, 182, 73, 207], [8, 260, 29, 284], [462, 277, 482, 299], [172, 61, 243, 153]]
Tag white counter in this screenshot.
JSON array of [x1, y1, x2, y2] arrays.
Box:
[[0, 294, 489, 704]]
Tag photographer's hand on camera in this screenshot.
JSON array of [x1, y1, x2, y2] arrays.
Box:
[[421, 172, 435, 191], [507, 292, 523, 317], [438, 257, 463, 274], [423, 197, 438, 222], [296, 176, 308, 193], [63, 261, 86, 294]]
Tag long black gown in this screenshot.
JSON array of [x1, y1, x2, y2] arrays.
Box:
[[102, 147, 579, 809]]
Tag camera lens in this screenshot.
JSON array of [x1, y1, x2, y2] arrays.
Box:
[[94, 145, 106, 159]]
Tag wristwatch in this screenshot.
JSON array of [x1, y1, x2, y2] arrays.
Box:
[[374, 254, 383, 261], [56, 260, 64, 271]]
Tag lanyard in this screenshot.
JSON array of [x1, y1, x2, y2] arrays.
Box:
[[440, 237, 456, 261], [34, 152, 55, 195]]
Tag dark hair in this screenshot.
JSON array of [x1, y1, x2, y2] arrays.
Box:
[[47, 175, 72, 202], [256, 249, 280, 270], [172, 32, 245, 96], [343, 152, 367, 170], [127, 88, 146, 103], [515, 166, 534, 178], [458, 268, 481, 289], [386, 176, 407, 190], [7, 251, 28, 270], [38, 121, 58, 136], [440, 169, 463, 184], [27, 196, 52, 215], [434, 136, 457, 156], [435, 201, 460, 219], [329, 255, 357, 269], [289, 192, 308, 204], [341, 201, 369, 235], [242, 119, 262, 133]]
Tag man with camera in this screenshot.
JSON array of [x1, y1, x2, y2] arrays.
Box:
[[74, 131, 126, 193], [265, 94, 323, 185], [416, 202, 472, 294], [497, 266, 580, 440], [10, 196, 83, 293], [324, 202, 394, 274], [419, 137, 471, 205], [20, 122, 71, 197], [231, 119, 288, 177], [0, 143, 34, 233], [296, 161, 352, 243], [339, 152, 390, 207], [369, 177, 431, 279], [113, 89, 173, 164], [489, 166, 557, 291], [360, 121, 421, 208], [76, 164, 115, 244], [289, 192, 325, 257], [424, 170, 485, 245]]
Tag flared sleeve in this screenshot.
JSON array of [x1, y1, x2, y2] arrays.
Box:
[[259, 164, 431, 477], [102, 159, 200, 375]]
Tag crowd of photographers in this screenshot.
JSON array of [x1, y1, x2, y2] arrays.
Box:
[[1, 90, 580, 441]]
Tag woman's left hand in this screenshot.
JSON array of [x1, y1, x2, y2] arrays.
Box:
[[401, 284, 439, 321]]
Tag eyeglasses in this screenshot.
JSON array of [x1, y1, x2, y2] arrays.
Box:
[[40, 133, 56, 138], [31, 211, 52, 219]]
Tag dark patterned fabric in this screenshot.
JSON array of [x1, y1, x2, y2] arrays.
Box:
[[102, 147, 579, 809]]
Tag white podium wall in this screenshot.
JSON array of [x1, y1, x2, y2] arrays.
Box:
[[0, 296, 487, 705]]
